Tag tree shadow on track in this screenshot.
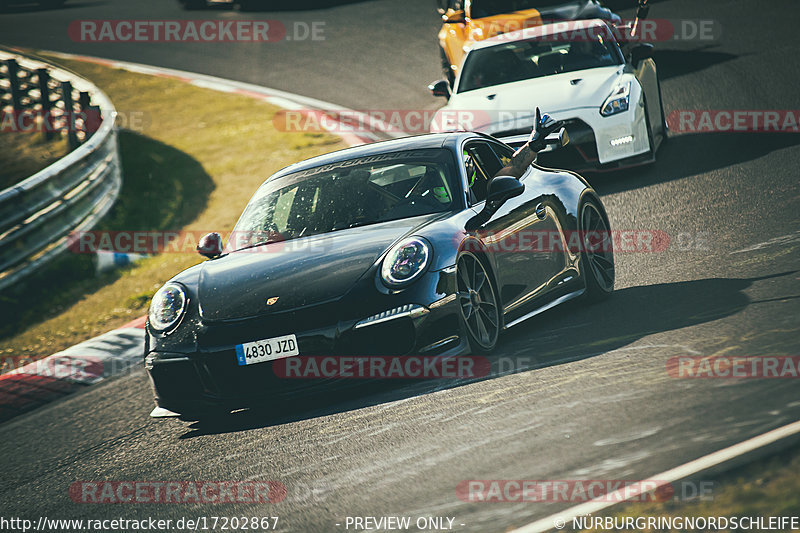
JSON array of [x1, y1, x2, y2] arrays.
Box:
[[177, 271, 796, 439], [587, 131, 800, 196], [497, 272, 796, 367], [652, 46, 740, 81], [0, 131, 214, 340]]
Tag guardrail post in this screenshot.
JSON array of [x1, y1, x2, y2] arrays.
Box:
[[78, 91, 89, 142], [61, 80, 79, 149], [37, 68, 55, 141], [78, 91, 102, 140], [6, 59, 25, 113]]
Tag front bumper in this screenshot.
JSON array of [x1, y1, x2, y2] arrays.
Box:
[[145, 268, 466, 414]]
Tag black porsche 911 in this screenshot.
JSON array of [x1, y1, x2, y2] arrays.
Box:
[[145, 125, 614, 418]]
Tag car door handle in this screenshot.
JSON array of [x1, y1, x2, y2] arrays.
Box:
[[535, 203, 547, 220]]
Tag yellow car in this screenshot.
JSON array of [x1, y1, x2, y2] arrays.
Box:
[[438, 0, 622, 83]]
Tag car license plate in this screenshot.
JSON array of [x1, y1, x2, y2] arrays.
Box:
[[235, 334, 299, 366]]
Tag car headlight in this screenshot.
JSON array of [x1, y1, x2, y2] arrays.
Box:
[[600, 82, 631, 117], [148, 282, 187, 333], [381, 237, 431, 288]]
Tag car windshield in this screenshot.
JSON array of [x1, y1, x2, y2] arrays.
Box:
[[469, 0, 564, 18], [457, 28, 622, 93], [230, 149, 458, 251]]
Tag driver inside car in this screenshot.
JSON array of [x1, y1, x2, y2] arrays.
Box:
[[566, 39, 614, 71], [463, 108, 561, 195]]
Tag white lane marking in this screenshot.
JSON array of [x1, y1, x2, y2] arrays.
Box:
[[107, 62, 165, 76], [189, 79, 238, 93], [570, 450, 652, 478], [592, 427, 662, 447], [508, 419, 800, 533], [730, 230, 800, 254], [266, 96, 306, 110], [608, 344, 703, 356]]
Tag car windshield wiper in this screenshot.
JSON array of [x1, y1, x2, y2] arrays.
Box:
[[232, 237, 285, 253], [347, 220, 377, 230]]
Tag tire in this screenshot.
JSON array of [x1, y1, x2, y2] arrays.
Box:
[[440, 47, 456, 87], [456, 252, 501, 353], [657, 81, 669, 146], [643, 97, 655, 157], [580, 198, 615, 301]]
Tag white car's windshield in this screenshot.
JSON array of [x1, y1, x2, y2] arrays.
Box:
[[230, 149, 458, 251], [458, 30, 622, 93]]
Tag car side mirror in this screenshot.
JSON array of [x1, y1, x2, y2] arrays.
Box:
[[428, 79, 452, 99], [467, 176, 525, 229], [197, 232, 223, 259], [486, 176, 524, 208], [545, 127, 570, 149], [630, 43, 654, 67], [442, 9, 466, 23]]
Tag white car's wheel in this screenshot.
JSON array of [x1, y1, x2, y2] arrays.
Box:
[[642, 96, 657, 158], [657, 81, 669, 146]]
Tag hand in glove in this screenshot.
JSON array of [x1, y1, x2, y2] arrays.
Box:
[[505, 107, 562, 176], [527, 107, 562, 152]]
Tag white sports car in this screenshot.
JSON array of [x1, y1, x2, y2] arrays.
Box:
[[429, 19, 667, 172]]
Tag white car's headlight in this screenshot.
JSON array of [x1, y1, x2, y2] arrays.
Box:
[[600, 82, 631, 117], [148, 283, 187, 333], [381, 238, 431, 288]]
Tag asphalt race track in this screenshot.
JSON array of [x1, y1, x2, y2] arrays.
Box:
[[1, 1, 800, 531]]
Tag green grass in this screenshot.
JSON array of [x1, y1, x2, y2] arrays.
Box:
[[0, 53, 344, 365], [566, 442, 800, 532]]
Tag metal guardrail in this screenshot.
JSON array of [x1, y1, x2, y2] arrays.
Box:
[[0, 50, 122, 291]]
